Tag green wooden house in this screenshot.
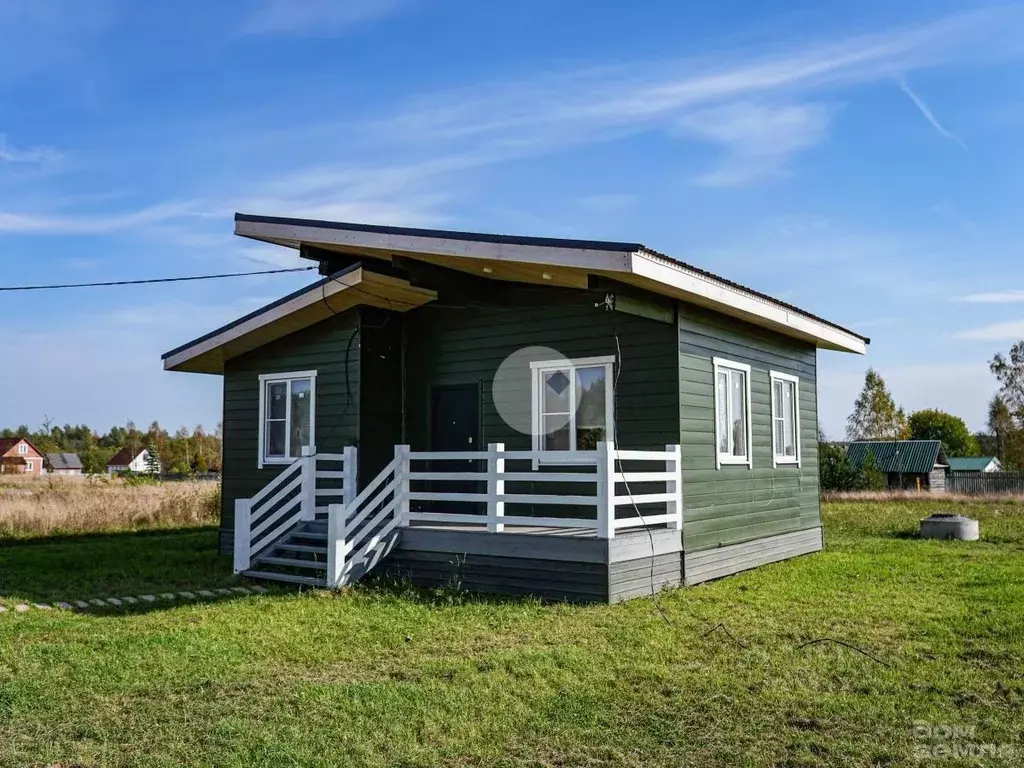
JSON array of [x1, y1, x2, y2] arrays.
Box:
[[163, 213, 868, 602]]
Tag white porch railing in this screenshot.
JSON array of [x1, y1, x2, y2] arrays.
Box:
[[233, 448, 357, 572], [402, 441, 683, 537], [235, 441, 683, 587]]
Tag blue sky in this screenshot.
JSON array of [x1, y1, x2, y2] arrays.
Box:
[[2, 0, 1024, 438]]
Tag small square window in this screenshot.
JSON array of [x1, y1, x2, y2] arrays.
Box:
[[770, 371, 801, 466], [531, 356, 615, 463], [713, 358, 752, 468], [18, 443, 27, 455], [258, 371, 317, 467]]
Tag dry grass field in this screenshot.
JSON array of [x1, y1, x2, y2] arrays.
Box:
[[0, 475, 219, 538]]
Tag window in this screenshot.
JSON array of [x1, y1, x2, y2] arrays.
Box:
[[258, 370, 317, 467], [17, 443, 27, 454], [531, 355, 615, 462], [25, 460, 33, 472], [771, 371, 801, 466], [713, 358, 752, 468]]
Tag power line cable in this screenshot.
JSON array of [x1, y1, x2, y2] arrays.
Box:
[[0, 266, 316, 292]]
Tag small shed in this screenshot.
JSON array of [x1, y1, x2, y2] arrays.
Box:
[[847, 440, 948, 492], [46, 453, 83, 476], [947, 456, 1002, 473]]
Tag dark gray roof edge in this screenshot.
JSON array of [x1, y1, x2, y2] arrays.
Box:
[[235, 212, 868, 347], [235, 212, 644, 253], [161, 263, 360, 361]]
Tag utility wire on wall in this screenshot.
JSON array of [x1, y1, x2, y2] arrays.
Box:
[[0, 266, 316, 292]]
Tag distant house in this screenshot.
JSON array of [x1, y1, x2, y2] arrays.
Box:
[[0, 438, 44, 475], [107, 447, 159, 475], [847, 440, 948, 492], [948, 456, 1003, 473], [46, 453, 84, 476]]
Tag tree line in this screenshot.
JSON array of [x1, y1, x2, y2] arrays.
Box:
[[832, 340, 1024, 470], [0, 419, 222, 475]]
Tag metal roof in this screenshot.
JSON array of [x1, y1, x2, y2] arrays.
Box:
[[947, 457, 1000, 472], [846, 441, 947, 474], [46, 452, 83, 470], [233, 212, 870, 346]]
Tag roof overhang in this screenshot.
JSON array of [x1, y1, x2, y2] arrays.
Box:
[[234, 214, 868, 354], [163, 265, 437, 373]]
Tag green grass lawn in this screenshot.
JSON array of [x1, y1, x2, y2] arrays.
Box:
[[1, 500, 1022, 767]]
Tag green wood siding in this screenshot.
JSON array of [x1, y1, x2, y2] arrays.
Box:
[[358, 307, 404, 482], [219, 309, 361, 552], [677, 304, 820, 553], [404, 289, 679, 453]]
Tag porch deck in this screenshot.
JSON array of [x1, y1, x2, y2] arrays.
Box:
[[232, 442, 685, 601]]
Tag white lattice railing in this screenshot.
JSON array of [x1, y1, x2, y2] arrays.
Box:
[[237, 441, 683, 586], [233, 448, 357, 572]]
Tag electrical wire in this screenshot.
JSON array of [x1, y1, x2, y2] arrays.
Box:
[[0, 266, 316, 292]]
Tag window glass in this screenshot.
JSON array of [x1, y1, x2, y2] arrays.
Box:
[[781, 380, 796, 457], [715, 362, 750, 464], [543, 419, 571, 451], [268, 382, 287, 420], [543, 370, 571, 414], [576, 366, 607, 449], [716, 371, 730, 454], [290, 378, 312, 457], [729, 370, 747, 457], [535, 359, 613, 456], [261, 374, 315, 463]]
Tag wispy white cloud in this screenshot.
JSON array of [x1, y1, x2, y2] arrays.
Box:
[[897, 78, 969, 151], [676, 101, 833, 186], [0, 134, 61, 165], [4, 4, 1022, 242], [366, 6, 1017, 151], [953, 320, 1024, 340], [0, 202, 197, 234], [958, 290, 1024, 303], [240, 0, 404, 36]]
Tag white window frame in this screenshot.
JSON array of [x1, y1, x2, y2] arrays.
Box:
[[257, 370, 317, 468], [770, 370, 801, 467], [25, 459, 33, 472], [17, 442, 27, 454], [712, 357, 753, 469], [530, 355, 615, 467]]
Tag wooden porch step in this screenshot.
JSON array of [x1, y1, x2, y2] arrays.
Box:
[[258, 556, 328, 570], [241, 570, 325, 587], [275, 543, 327, 554]]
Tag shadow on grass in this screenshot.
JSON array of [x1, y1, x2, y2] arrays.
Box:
[[0, 526, 248, 606]]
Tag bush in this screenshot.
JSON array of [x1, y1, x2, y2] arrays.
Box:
[[820, 443, 886, 492]]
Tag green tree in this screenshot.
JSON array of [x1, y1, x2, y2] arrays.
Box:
[[144, 444, 162, 475], [819, 442, 886, 491], [991, 341, 1024, 419], [846, 368, 908, 441], [987, 395, 1015, 463], [907, 409, 980, 457]]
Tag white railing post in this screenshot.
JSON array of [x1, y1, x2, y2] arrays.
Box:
[[326, 503, 346, 588], [301, 456, 316, 521], [487, 442, 505, 533], [395, 445, 411, 527], [233, 498, 251, 572], [342, 445, 358, 510], [596, 440, 616, 539], [666, 443, 683, 531]]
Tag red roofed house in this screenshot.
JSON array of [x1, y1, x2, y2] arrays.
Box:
[[106, 447, 159, 475], [0, 438, 44, 475]]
